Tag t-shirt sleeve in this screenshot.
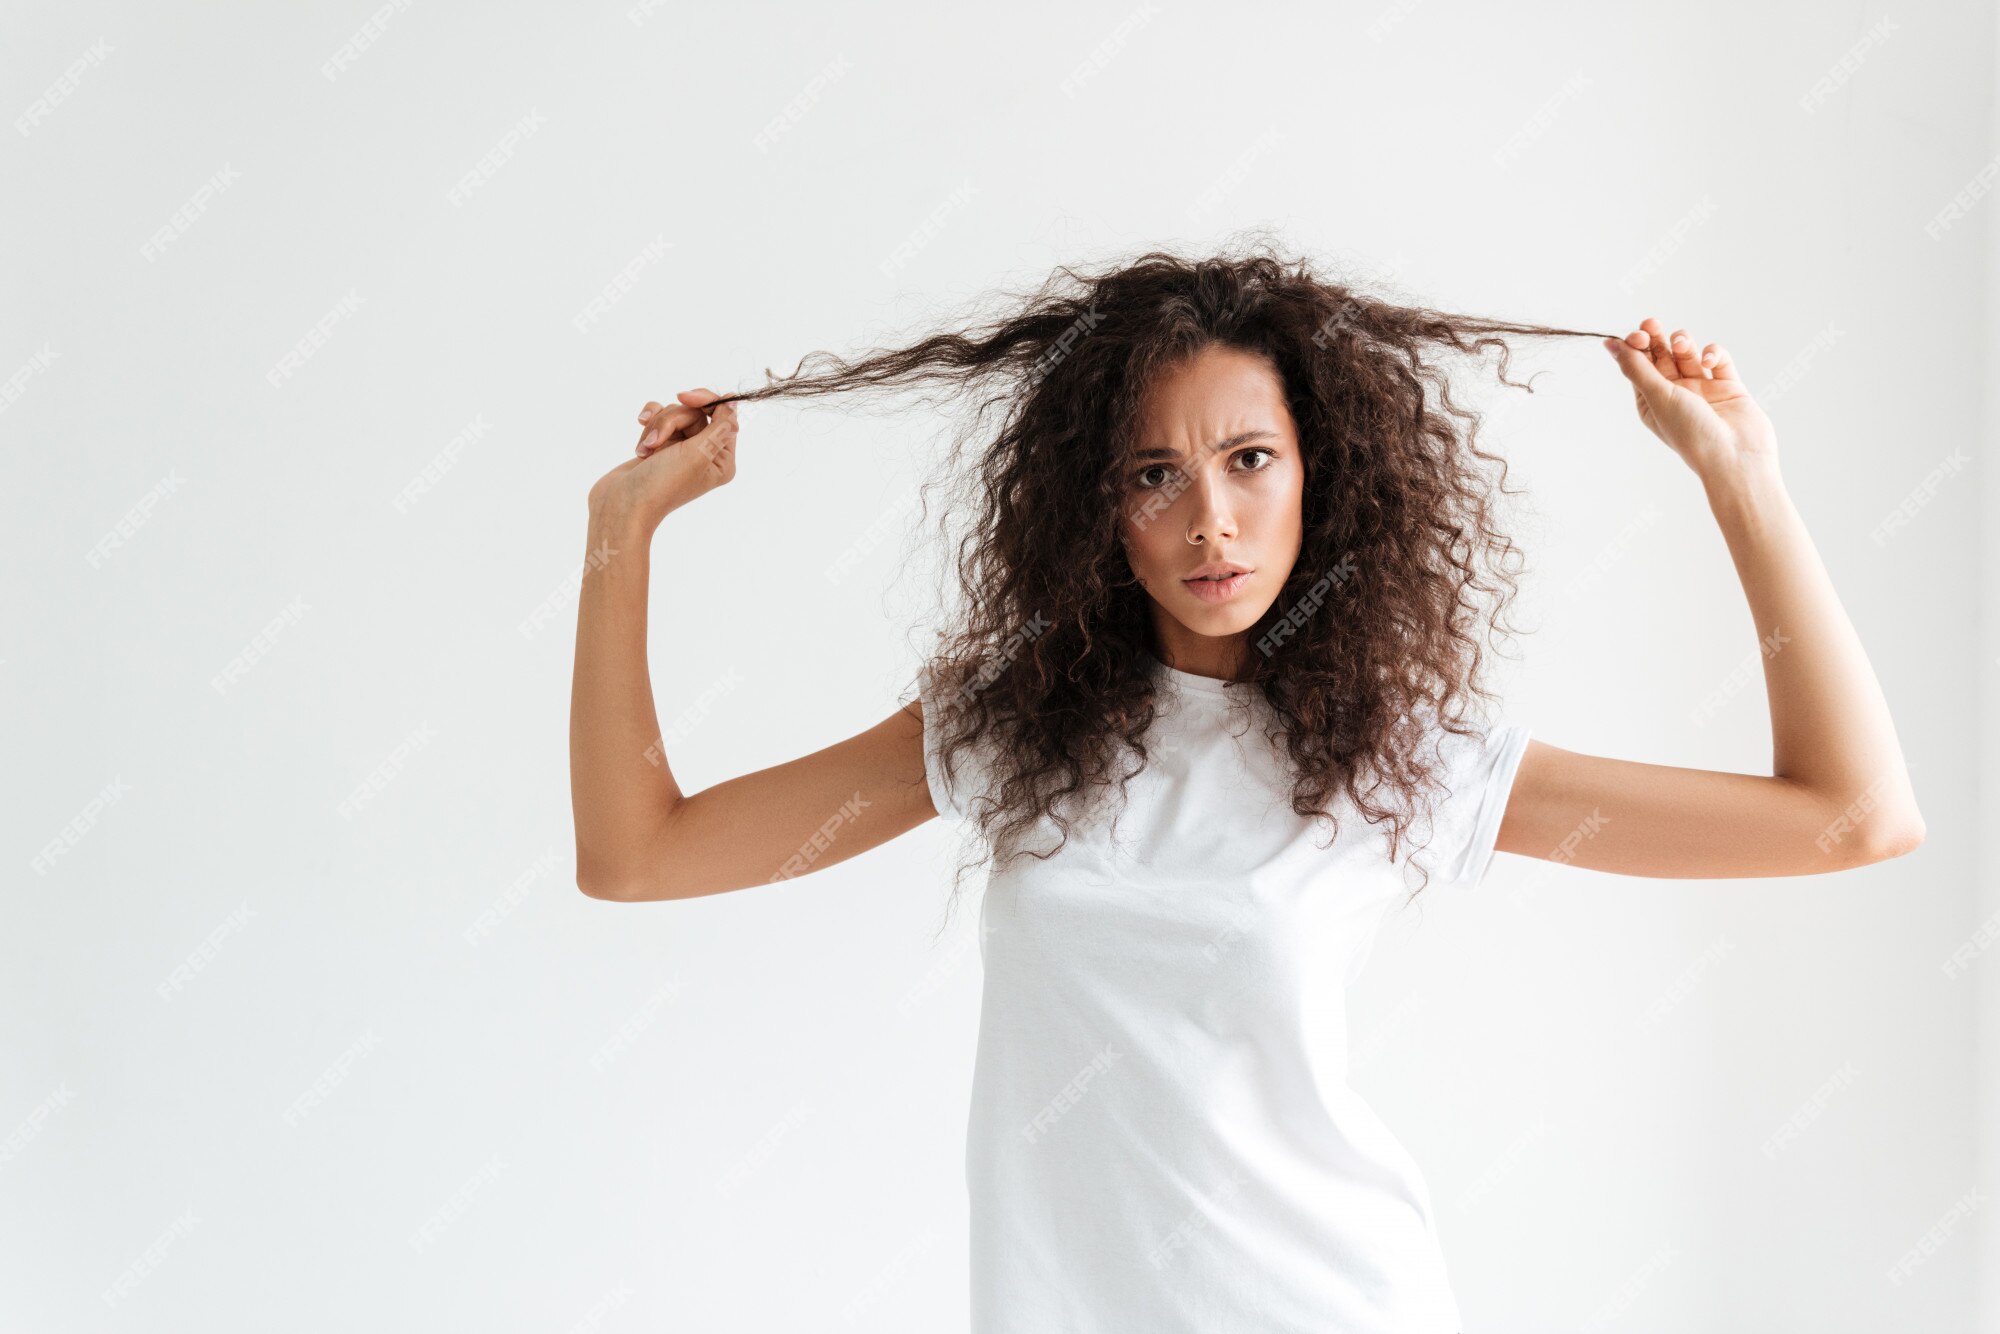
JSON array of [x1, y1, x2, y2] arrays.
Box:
[[1420, 719, 1532, 892], [912, 661, 988, 825]]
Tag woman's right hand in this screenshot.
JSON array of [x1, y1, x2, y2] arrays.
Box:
[[587, 387, 740, 533]]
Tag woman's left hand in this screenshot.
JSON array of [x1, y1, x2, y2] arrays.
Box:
[[1604, 316, 1779, 484]]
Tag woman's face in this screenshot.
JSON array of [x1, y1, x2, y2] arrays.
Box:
[[1117, 344, 1305, 679]]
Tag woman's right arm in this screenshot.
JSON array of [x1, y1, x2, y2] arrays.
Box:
[[569, 389, 940, 903]]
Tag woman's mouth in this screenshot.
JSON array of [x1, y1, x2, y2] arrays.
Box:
[[1182, 571, 1252, 602]]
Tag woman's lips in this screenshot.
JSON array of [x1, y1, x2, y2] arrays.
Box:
[[1182, 571, 1251, 603]]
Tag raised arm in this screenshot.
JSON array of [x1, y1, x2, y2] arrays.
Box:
[[1496, 317, 1924, 877], [570, 388, 939, 902]]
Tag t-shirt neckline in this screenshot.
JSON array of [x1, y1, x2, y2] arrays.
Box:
[[1140, 647, 1252, 698]]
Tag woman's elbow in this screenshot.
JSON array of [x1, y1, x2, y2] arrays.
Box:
[[1873, 814, 1927, 862], [1846, 810, 1927, 866], [576, 868, 630, 901], [575, 848, 653, 902]]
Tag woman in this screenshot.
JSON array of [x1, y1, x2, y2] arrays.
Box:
[[568, 244, 1923, 1333]]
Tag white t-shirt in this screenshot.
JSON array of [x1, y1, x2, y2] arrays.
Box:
[[916, 647, 1531, 1334]]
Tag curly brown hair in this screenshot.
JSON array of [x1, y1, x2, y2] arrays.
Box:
[[704, 233, 1612, 927]]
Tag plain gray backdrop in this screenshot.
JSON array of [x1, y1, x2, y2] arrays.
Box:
[[4, 2, 1995, 1330]]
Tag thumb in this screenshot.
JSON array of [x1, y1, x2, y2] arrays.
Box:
[[1603, 336, 1673, 398]]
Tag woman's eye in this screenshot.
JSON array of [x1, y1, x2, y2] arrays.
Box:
[[1131, 449, 1274, 489]]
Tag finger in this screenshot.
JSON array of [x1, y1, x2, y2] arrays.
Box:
[[1668, 329, 1704, 379], [642, 397, 742, 461], [639, 403, 705, 454], [1636, 317, 1679, 380], [1704, 343, 1739, 381], [689, 399, 741, 459], [1604, 331, 1674, 397], [670, 388, 727, 436], [638, 401, 663, 424], [640, 407, 687, 452]]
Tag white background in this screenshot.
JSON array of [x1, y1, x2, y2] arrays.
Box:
[[4, 2, 1994, 1330]]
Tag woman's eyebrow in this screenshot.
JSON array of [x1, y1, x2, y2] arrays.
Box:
[[1131, 429, 1277, 462]]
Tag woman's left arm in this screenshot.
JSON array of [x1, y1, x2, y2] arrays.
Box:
[[1496, 316, 1926, 877]]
